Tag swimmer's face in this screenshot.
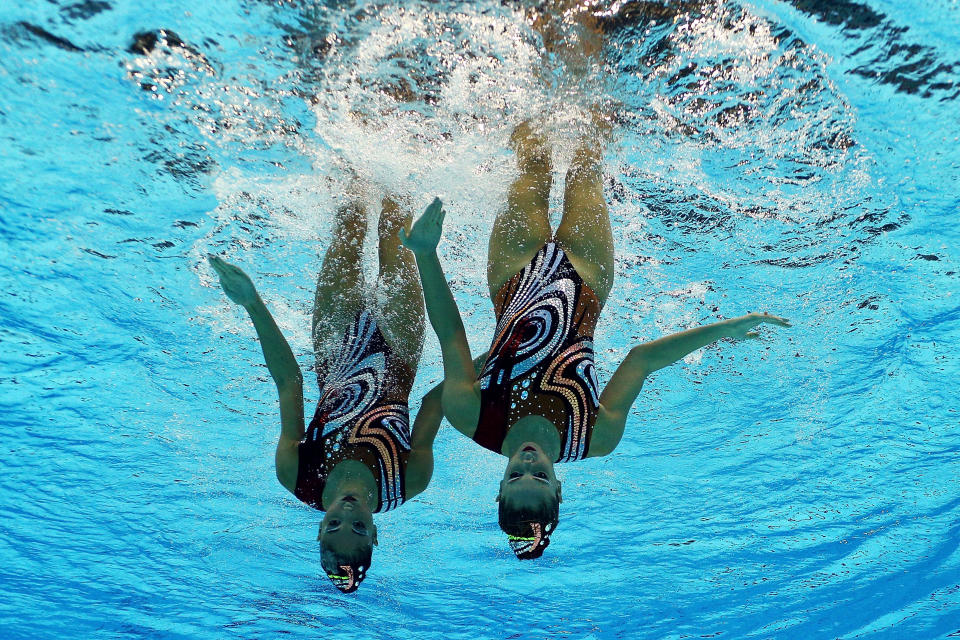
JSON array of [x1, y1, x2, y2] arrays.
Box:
[[497, 442, 562, 508], [318, 496, 378, 556]]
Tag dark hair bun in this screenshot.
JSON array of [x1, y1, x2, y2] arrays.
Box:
[[507, 521, 554, 560], [327, 564, 366, 593]]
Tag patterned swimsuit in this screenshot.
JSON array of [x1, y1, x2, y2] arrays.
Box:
[[295, 310, 413, 513], [474, 242, 602, 463]]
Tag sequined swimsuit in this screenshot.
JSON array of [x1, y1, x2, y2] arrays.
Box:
[[295, 310, 413, 513], [474, 242, 602, 463]]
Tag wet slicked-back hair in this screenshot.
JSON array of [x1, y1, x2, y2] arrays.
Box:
[[320, 541, 372, 593], [498, 494, 559, 560]]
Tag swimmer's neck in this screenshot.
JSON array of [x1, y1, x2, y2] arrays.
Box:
[[501, 415, 561, 460], [322, 459, 379, 512]]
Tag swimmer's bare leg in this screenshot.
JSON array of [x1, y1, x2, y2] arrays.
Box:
[[312, 198, 368, 355], [375, 196, 425, 371], [555, 133, 614, 306], [487, 121, 553, 299]]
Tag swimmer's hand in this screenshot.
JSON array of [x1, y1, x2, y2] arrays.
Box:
[[208, 255, 259, 308], [399, 197, 446, 256], [724, 312, 791, 340]]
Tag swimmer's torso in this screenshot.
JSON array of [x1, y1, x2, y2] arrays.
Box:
[[295, 310, 413, 512], [475, 242, 601, 462]]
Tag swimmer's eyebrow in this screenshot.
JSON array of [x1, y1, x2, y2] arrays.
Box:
[[325, 525, 368, 537], [507, 474, 549, 484]]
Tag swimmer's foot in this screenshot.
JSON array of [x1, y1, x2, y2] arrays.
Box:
[[510, 120, 552, 172], [565, 109, 614, 173]]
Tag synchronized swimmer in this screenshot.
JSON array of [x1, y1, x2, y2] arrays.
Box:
[[211, 192, 441, 593]]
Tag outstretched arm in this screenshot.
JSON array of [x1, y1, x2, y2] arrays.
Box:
[[209, 256, 304, 492], [404, 385, 444, 498], [399, 198, 481, 435], [588, 312, 791, 457], [405, 352, 488, 497]]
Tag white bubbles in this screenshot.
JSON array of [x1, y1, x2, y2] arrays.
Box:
[[309, 3, 547, 206]]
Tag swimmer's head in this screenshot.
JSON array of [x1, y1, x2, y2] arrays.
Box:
[[496, 442, 562, 560], [318, 495, 378, 593]]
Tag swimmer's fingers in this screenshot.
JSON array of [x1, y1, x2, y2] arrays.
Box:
[[755, 312, 792, 328], [207, 254, 258, 307], [726, 312, 790, 340], [208, 255, 236, 283], [402, 197, 446, 255], [424, 197, 445, 226], [208, 254, 227, 274], [209, 255, 242, 281]]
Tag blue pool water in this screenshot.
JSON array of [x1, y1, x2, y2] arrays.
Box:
[[1, 0, 958, 638]]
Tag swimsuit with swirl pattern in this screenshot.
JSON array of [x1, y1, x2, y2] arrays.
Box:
[[475, 241, 602, 462], [295, 310, 414, 512]]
